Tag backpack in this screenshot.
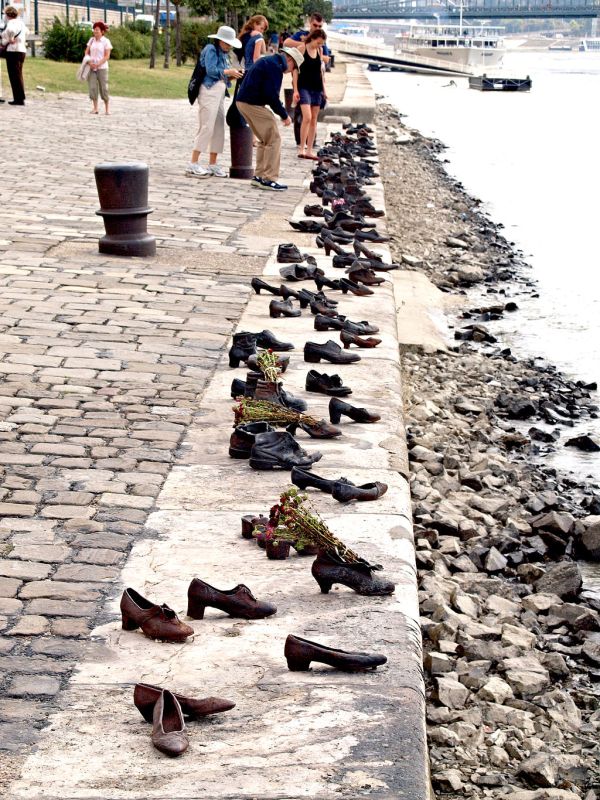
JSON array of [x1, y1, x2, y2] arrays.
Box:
[[187, 43, 215, 105]]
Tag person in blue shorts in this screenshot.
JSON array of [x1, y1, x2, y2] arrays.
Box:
[[296, 30, 328, 160]]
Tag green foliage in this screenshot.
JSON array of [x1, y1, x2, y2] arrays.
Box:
[[42, 17, 90, 62], [255, 0, 304, 33], [302, 0, 333, 23], [108, 26, 156, 60], [179, 20, 220, 62]]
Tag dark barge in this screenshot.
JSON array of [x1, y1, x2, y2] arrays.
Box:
[[469, 74, 532, 91]]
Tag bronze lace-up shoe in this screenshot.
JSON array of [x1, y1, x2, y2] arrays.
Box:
[[120, 588, 193, 643], [187, 578, 277, 620]]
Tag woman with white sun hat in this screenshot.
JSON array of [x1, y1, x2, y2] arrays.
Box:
[[186, 25, 244, 178]]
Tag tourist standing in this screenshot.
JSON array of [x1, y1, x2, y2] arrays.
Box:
[[85, 22, 112, 115], [1, 6, 27, 106], [296, 30, 327, 160], [283, 13, 331, 66], [238, 15, 268, 68], [236, 47, 303, 191], [186, 25, 243, 178]]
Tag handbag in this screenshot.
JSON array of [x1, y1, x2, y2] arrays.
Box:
[[187, 43, 216, 105]]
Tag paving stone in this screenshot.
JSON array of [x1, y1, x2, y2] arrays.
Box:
[[7, 615, 49, 636], [98, 493, 154, 510], [8, 676, 61, 698], [0, 577, 22, 597], [51, 618, 90, 638], [26, 600, 96, 617], [72, 548, 123, 566], [18, 581, 101, 600], [53, 563, 120, 582], [40, 505, 95, 520], [0, 503, 36, 517], [47, 492, 95, 506], [10, 546, 70, 563], [0, 698, 51, 723], [0, 594, 23, 614], [0, 560, 52, 580]]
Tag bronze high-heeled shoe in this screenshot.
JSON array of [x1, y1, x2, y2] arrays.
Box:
[[284, 634, 387, 672], [340, 330, 381, 349], [311, 551, 395, 596], [187, 578, 277, 620]]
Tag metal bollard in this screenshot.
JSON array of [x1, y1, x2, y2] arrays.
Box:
[[229, 125, 254, 180], [94, 162, 156, 257]]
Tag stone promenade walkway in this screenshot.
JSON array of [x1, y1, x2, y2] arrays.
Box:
[[0, 92, 313, 787]]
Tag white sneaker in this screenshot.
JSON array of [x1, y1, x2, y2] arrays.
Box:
[[185, 163, 210, 178], [208, 164, 228, 178]]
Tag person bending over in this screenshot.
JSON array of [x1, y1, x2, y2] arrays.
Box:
[[236, 47, 303, 191]]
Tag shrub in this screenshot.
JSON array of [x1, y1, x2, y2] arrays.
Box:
[[42, 17, 90, 62], [179, 20, 220, 63], [108, 26, 153, 60]]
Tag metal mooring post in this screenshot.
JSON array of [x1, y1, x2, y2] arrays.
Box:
[[94, 162, 156, 257], [229, 126, 254, 180]]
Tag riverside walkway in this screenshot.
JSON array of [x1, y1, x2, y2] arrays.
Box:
[[0, 65, 428, 799]]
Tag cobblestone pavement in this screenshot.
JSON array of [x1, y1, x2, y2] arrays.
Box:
[[0, 93, 313, 782]]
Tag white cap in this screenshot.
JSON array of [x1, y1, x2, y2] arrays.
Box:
[[281, 46, 304, 69], [208, 25, 242, 49]]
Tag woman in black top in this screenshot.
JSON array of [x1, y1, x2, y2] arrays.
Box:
[[295, 30, 328, 160]]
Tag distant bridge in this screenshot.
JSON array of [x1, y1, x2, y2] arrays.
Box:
[[333, 0, 600, 18]]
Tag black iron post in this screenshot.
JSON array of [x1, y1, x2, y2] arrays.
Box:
[[94, 163, 156, 257], [229, 126, 254, 180]]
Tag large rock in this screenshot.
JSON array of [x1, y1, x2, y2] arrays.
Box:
[[432, 769, 463, 792], [505, 667, 550, 697], [582, 637, 600, 665], [502, 623, 536, 650], [434, 676, 470, 709], [477, 676, 514, 704], [517, 753, 557, 787], [534, 563, 582, 599], [530, 511, 575, 538], [577, 519, 600, 560]]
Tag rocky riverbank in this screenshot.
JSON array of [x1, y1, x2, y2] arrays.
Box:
[[376, 103, 600, 798]]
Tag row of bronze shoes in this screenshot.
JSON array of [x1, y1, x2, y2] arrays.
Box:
[[135, 625, 387, 756], [126, 127, 394, 758]]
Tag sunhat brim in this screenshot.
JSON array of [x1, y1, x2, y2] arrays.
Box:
[[208, 32, 242, 48]]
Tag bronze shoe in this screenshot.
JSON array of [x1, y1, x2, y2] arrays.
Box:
[[187, 578, 277, 620], [311, 551, 395, 596], [247, 352, 290, 374], [151, 689, 189, 757], [284, 634, 387, 672], [120, 588, 193, 643], [134, 683, 235, 723], [340, 330, 381, 349]]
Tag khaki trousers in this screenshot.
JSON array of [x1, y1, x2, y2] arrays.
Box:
[[236, 102, 281, 182], [194, 81, 226, 154]]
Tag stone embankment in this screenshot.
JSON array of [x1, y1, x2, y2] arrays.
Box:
[[376, 102, 600, 798]]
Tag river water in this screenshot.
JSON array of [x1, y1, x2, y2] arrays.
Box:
[[367, 50, 600, 594]]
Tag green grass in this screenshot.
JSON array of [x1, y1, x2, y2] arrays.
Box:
[[25, 57, 194, 99]]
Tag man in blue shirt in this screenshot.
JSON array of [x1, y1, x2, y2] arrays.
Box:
[[283, 13, 331, 63], [236, 47, 304, 191]]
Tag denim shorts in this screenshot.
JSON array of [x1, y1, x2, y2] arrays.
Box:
[[298, 88, 323, 107]]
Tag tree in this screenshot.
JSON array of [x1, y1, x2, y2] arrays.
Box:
[[173, 0, 184, 66], [149, 0, 161, 68], [164, 0, 171, 67], [302, 0, 333, 24]]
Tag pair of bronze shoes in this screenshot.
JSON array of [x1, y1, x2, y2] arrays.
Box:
[[120, 580, 276, 642], [134, 683, 235, 758]]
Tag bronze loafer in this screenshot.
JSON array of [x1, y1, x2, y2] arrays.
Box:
[[151, 689, 189, 757], [134, 683, 235, 723], [187, 578, 277, 620], [120, 587, 194, 643]]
